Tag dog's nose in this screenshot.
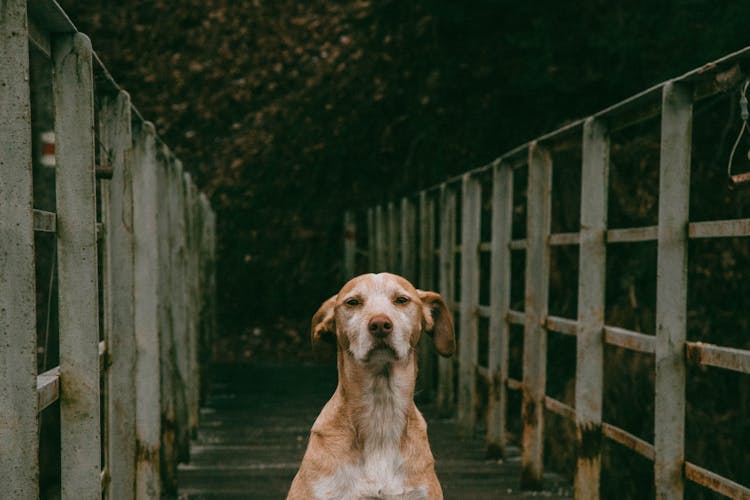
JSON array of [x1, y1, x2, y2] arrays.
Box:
[[368, 314, 393, 338]]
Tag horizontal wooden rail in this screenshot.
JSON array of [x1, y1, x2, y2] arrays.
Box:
[[548, 232, 580, 246], [606, 226, 658, 244], [688, 218, 750, 239], [37, 341, 109, 414], [33, 209, 56, 232], [601, 422, 655, 461], [544, 396, 575, 420], [686, 341, 750, 374], [685, 461, 750, 498], [545, 316, 577, 336], [603, 326, 656, 354], [509, 239, 527, 250], [477, 305, 492, 318], [507, 309, 525, 325], [37, 367, 61, 413], [507, 377, 523, 391]]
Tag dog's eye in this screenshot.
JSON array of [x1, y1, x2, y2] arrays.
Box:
[[394, 296, 409, 304], [345, 298, 361, 306]]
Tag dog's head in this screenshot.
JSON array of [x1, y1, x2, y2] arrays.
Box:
[[311, 273, 455, 366]]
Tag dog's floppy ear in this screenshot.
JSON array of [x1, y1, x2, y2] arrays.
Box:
[[418, 290, 456, 357], [311, 295, 337, 356]]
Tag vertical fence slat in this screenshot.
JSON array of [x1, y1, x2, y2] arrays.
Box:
[[654, 81, 692, 500], [53, 32, 101, 500], [344, 211, 356, 280], [400, 197, 416, 282], [487, 161, 513, 458], [99, 118, 112, 492], [188, 177, 201, 438], [197, 194, 211, 405], [101, 89, 136, 499], [183, 173, 199, 437], [387, 201, 399, 272], [132, 121, 162, 498], [0, 1, 38, 497], [458, 174, 482, 433], [171, 159, 190, 462], [206, 206, 218, 374], [367, 208, 375, 271], [374, 205, 386, 272], [156, 144, 178, 494], [521, 142, 552, 490], [575, 118, 609, 498], [418, 191, 436, 397], [437, 184, 456, 416]]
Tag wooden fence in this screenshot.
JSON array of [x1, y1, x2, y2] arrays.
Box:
[[344, 48, 750, 499], [0, 1, 217, 498]]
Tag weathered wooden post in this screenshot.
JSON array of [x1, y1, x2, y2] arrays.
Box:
[[197, 193, 212, 405], [387, 201, 400, 272], [207, 207, 218, 366], [100, 89, 137, 499], [400, 197, 417, 283], [343, 211, 357, 280], [575, 117, 609, 498], [132, 121, 162, 498], [437, 183, 457, 416], [190, 180, 202, 436], [418, 191, 436, 397], [366, 208, 375, 271], [374, 205, 386, 272], [458, 174, 481, 433], [654, 81, 692, 500], [0, 1, 38, 496], [487, 160, 513, 458], [521, 142, 552, 490], [53, 32, 101, 500], [171, 158, 190, 462], [184, 173, 201, 437], [156, 143, 178, 493]]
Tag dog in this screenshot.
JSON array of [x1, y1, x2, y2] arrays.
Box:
[[287, 273, 456, 500]]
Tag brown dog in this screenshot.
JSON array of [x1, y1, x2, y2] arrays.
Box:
[[287, 273, 455, 500]]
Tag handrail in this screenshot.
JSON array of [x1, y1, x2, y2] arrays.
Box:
[[344, 46, 750, 498], [1, 2, 218, 499]]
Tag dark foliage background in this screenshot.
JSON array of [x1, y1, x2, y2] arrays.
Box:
[[60, 0, 749, 338], [58, 1, 750, 497]]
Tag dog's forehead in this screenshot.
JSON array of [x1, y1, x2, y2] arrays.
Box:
[[338, 272, 417, 298]]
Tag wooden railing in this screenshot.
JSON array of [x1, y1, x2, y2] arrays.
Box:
[[344, 48, 750, 499], [0, 1, 216, 499]]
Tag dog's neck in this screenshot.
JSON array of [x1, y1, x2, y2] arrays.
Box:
[[336, 350, 417, 451]]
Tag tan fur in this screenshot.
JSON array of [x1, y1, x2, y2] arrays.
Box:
[[288, 273, 455, 500]]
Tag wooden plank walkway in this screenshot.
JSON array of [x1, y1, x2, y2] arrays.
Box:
[[177, 363, 572, 499]]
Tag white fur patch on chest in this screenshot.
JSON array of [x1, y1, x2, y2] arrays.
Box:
[[313, 374, 427, 500]]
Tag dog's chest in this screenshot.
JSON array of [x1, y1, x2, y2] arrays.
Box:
[[312, 379, 427, 500], [313, 447, 425, 500]]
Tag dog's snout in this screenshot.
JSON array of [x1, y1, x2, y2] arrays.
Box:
[[368, 314, 393, 338]]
